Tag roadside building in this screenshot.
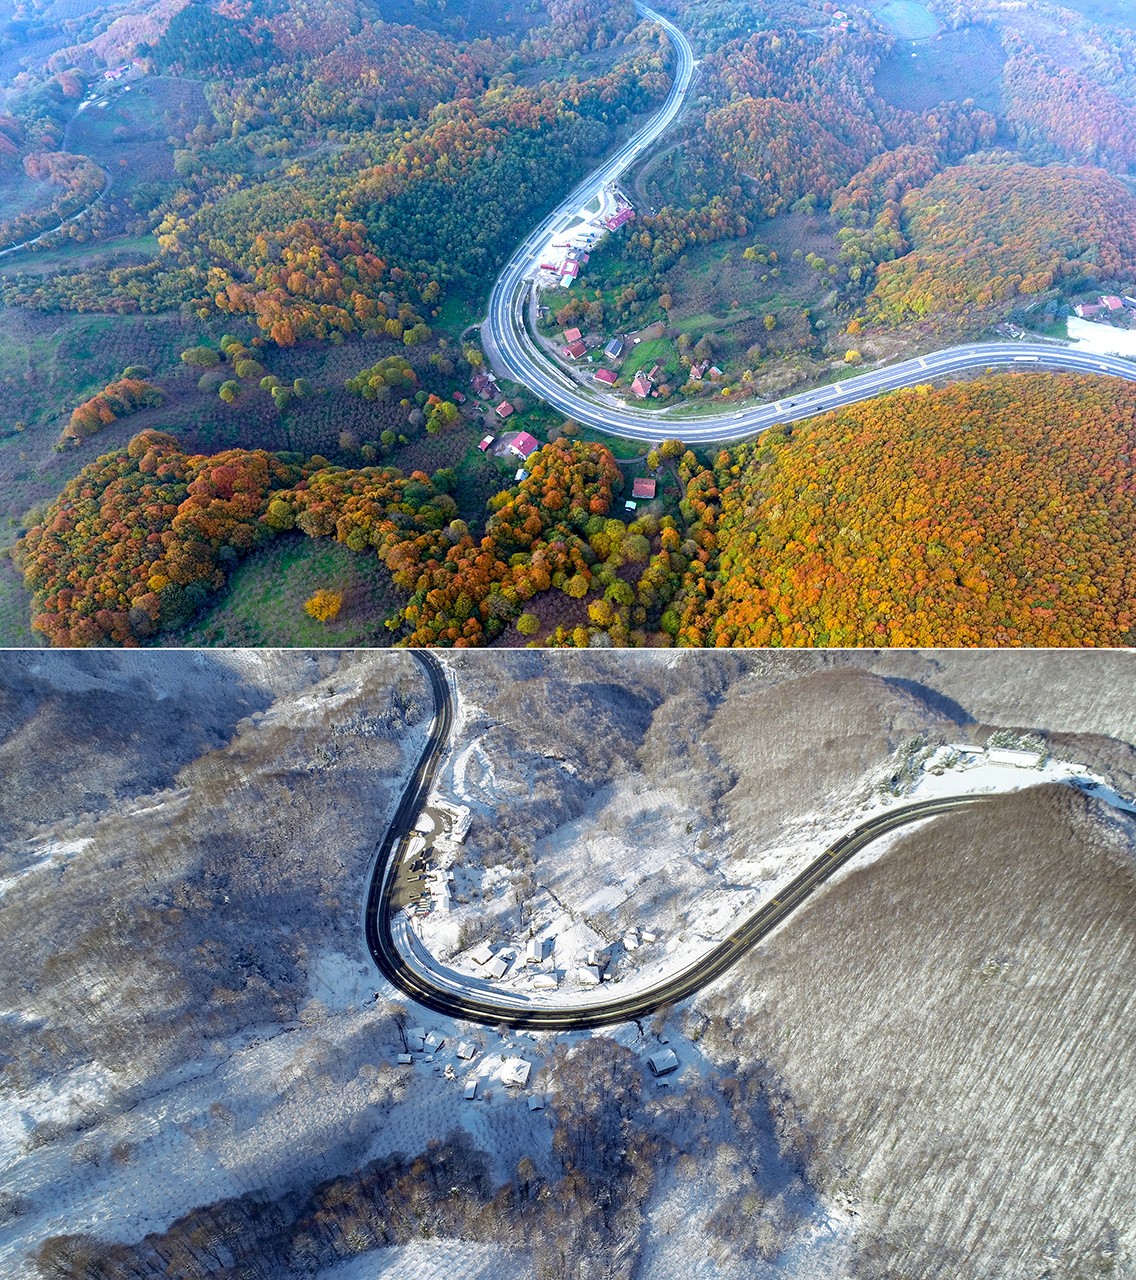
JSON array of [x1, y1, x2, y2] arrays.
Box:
[[575, 964, 602, 986], [1101, 295, 1125, 311], [563, 339, 588, 360], [503, 430, 540, 460], [646, 1048, 679, 1076], [988, 747, 1043, 768], [501, 1057, 532, 1087], [470, 942, 495, 966], [532, 973, 558, 990], [594, 368, 618, 386], [631, 373, 651, 398], [488, 954, 512, 979], [606, 206, 635, 231]]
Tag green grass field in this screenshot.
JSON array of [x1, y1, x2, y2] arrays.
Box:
[[177, 536, 403, 647]]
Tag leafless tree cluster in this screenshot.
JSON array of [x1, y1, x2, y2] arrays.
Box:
[[698, 786, 1136, 1280]]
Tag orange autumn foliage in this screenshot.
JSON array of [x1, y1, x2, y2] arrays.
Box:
[[675, 373, 1136, 648]]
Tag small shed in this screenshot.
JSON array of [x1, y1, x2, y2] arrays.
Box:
[[528, 1094, 545, 1111], [464, 1078, 478, 1100], [397, 1053, 413, 1065], [478, 435, 495, 452]]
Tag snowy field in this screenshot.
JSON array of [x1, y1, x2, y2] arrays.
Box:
[[1065, 315, 1136, 357], [405, 706, 1130, 1015]]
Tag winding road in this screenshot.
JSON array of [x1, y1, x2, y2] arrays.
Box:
[[481, 3, 1136, 444], [363, 653, 991, 1030]]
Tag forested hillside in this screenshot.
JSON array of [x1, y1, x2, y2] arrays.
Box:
[[16, 372, 1136, 648]]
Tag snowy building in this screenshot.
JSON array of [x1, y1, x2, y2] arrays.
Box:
[[501, 1057, 532, 1087], [988, 747, 1043, 768], [406, 1028, 426, 1053], [532, 973, 558, 990], [470, 942, 495, 966], [397, 1053, 413, 1065], [456, 1041, 477, 1060], [528, 1094, 545, 1111], [488, 954, 512, 979], [526, 937, 544, 964], [575, 964, 602, 986], [464, 1078, 479, 1100], [646, 1049, 679, 1076]]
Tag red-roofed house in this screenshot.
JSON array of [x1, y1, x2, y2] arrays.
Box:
[[471, 372, 496, 398], [561, 261, 579, 278], [631, 374, 651, 398], [632, 478, 656, 500], [478, 435, 495, 452], [563, 339, 587, 360], [563, 327, 582, 343], [1102, 295, 1125, 311], [648, 363, 663, 382], [496, 401, 514, 419], [452, 391, 466, 404], [1075, 304, 1103, 319], [504, 430, 539, 460], [594, 368, 618, 386], [606, 207, 635, 231]]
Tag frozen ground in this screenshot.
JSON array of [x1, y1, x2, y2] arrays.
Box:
[[405, 707, 1127, 1015]]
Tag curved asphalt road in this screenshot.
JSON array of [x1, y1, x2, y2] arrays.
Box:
[[481, 5, 1136, 444], [364, 653, 990, 1030]]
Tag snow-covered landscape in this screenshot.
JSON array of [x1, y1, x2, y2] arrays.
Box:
[[1, 649, 1133, 1280]]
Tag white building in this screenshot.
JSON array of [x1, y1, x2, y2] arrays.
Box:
[[464, 1078, 478, 1100], [469, 942, 495, 966], [456, 1041, 477, 1060], [988, 747, 1043, 768], [501, 1057, 532, 1087], [646, 1049, 679, 1076]]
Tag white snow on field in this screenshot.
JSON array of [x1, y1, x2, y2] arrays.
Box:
[[1065, 316, 1136, 357], [317, 1241, 531, 1280], [0, 837, 92, 897], [400, 737, 1132, 1017]]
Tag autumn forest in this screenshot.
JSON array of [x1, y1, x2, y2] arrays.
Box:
[[0, 0, 1134, 646]]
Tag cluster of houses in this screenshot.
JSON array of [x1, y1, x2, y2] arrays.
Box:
[[1073, 294, 1136, 322], [405, 802, 470, 919]]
